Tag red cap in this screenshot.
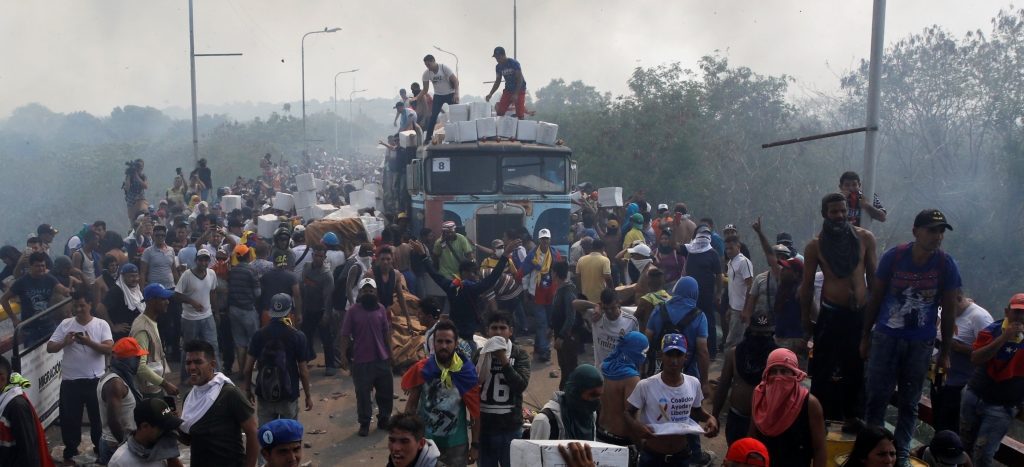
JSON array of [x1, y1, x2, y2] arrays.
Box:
[[1009, 293, 1024, 310], [725, 438, 770, 466], [112, 337, 149, 359]]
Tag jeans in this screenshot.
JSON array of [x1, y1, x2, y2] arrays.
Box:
[[256, 398, 299, 428], [352, 360, 394, 426], [59, 378, 102, 461], [439, 443, 468, 467], [302, 309, 338, 368], [425, 93, 457, 142], [864, 331, 933, 461], [217, 309, 236, 372], [478, 428, 522, 467], [533, 303, 551, 358], [960, 386, 1019, 467], [181, 316, 220, 379], [639, 449, 689, 467]]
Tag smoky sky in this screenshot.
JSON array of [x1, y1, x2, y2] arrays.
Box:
[[0, 0, 1006, 118]]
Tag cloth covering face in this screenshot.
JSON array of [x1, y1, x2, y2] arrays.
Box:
[[559, 364, 603, 441], [601, 331, 649, 381], [752, 348, 809, 437]]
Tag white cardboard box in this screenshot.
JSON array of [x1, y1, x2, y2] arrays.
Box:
[[294, 190, 318, 209], [537, 122, 559, 145], [272, 192, 294, 211], [469, 101, 492, 121], [349, 190, 376, 210], [497, 116, 518, 138], [598, 187, 623, 207], [509, 439, 628, 467], [221, 195, 242, 212], [456, 120, 478, 142], [296, 173, 316, 192], [476, 117, 498, 139], [312, 204, 337, 219], [447, 103, 470, 122], [297, 206, 313, 221], [257, 214, 280, 238], [517, 120, 538, 141], [398, 130, 418, 148]]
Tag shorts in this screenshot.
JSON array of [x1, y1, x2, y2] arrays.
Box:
[[229, 306, 259, 347]]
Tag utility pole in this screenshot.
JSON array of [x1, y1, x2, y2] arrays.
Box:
[[301, 27, 341, 155], [188, 0, 241, 163], [333, 69, 358, 154], [513, 0, 517, 59], [861, 0, 886, 228]]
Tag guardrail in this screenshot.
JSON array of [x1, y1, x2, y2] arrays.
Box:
[[10, 296, 71, 428]]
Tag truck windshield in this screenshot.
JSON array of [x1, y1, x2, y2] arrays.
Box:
[[426, 155, 498, 194], [501, 155, 567, 194]]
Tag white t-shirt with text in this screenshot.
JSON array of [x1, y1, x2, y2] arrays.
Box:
[[423, 63, 456, 95], [176, 268, 217, 320], [590, 309, 639, 366], [49, 316, 112, 380], [627, 373, 704, 432]]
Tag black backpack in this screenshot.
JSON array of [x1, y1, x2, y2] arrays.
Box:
[[331, 257, 358, 310], [647, 303, 703, 376], [256, 332, 293, 403]]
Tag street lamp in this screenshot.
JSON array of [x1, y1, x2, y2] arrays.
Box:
[[301, 26, 341, 154], [432, 45, 459, 78], [334, 68, 359, 154], [349, 88, 368, 153]]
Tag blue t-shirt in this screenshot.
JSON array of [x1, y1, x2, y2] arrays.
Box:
[[496, 58, 526, 91], [647, 305, 709, 377], [874, 243, 962, 340]]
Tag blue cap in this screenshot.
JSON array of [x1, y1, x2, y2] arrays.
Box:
[[269, 293, 293, 318], [259, 418, 303, 448], [322, 232, 339, 246], [142, 283, 175, 301], [119, 263, 139, 274], [662, 333, 687, 354]]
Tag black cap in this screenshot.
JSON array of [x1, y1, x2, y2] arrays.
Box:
[[492, 46, 506, 57], [913, 209, 953, 230], [134, 397, 183, 432], [776, 232, 793, 246], [393, 101, 405, 109], [929, 430, 968, 465], [37, 224, 58, 236]]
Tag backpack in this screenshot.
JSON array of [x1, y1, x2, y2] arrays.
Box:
[[331, 257, 358, 310], [256, 331, 293, 403], [540, 407, 560, 440], [647, 302, 703, 376]]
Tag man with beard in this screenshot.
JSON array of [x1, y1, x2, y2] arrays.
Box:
[[373, 246, 413, 332], [747, 218, 806, 367], [402, 319, 481, 466], [339, 278, 394, 437], [102, 263, 146, 340], [96, 338, 146, 465], [712, 310, 778, 446], [862, 209, 960, 464], [799, 193, 877, 429], [597, 331, 648, 450]]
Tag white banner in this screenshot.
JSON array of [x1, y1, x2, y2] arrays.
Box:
[[20, 342, 62, 427]]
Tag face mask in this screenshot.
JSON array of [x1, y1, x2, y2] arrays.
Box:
[[631, 258, 652, 271], [359, 293, 379, 309], [358, 256, 372, 269], [494, 248, 504, 257]]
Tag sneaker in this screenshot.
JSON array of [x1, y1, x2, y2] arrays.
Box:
[[358, 424, 370, 437], [692, 450, 715, 466]]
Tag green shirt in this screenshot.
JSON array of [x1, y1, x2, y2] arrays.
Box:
[[433, 234, 473, 280]]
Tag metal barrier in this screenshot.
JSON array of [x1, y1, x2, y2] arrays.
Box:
[[10, 297, 71, 428]]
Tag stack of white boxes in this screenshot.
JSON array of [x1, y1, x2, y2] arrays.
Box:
[[294, 173, 319, 220], [438, 101, 559, 145]]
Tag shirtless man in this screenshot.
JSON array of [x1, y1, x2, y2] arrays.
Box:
[[799, 193, 877, 428]]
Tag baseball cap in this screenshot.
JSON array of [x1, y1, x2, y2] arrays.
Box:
[[776, 232, 794, 246], [628, 243, 652, 258], [143, 283, 175, 301], [492, 46, 506, 57], [119, 263, 139, 275], [630, 213, 644, 225], [134, 397, 183, 432], [772, 244, 793, 259], [928, 430, 968, 465], [914, 209, 953, 230], [37, 224, 58, 236], [1009, 293, 1024, 310], [725, 437, 770, 467], [358, 277, 377, 290], [748, 309, 774, 334], [657, 203, 669, 212], [196, 249, 212, 259], [321, 232, 340, 246], [233, 244, 251, 257], [662, 333, 687, 354], [779, 256, 804, 272], [538, 228, 551, 239], [259, 419, 304, 449], [491, 238, 505, 248], [112, 337, 149, 359], [723, 224, 738, 233], [441, 221, 456, 231], [397, 212, 408, 219], [269, 293, 293, 318]]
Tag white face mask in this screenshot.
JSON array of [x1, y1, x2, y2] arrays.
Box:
[[358, 256, 372, 269], [494, 248, 504, 257], [631, 258, 653, 271]]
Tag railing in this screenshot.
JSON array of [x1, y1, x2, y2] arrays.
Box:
[[9, 297, 71, 428]]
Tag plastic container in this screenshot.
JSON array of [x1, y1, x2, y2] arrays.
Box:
[[516, 120, 538, 141]]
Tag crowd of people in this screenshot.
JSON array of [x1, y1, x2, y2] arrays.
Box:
[[0, 47, 1021, 467]]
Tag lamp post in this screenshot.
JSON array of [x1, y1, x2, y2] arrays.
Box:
[[301, 27, 341, 154], [187, 0, 241, 162], [432, 45, 459, 78], [349, 88, 367, 153], [334, 68, 359, 154]]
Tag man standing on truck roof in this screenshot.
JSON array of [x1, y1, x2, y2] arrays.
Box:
[[486, 46, 527, 120], [421, 54, 459, 143]]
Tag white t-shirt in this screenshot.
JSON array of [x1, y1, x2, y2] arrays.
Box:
[[107, 442, 165, 467], [292, 244, 312, 274], [49, 316, 112, 380], [423, 63, 455, 95], [627, 373, 704, 431], [326, 250, 348, 274], [176, 268, 217, 320], [727, 254, 754, 310], [590, 309, 639, 365]]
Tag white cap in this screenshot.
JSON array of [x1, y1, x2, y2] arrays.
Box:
[[628, 243, 652, 257], [657, 203, 669, 211], [197, 248, 213, 258], [357, 277, 377, 290], [538, 228, 551, 239]]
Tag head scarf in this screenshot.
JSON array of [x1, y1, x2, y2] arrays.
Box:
[[685, 232, 713, 254], [422, 350, 477, 396], [601, 331, 649, 381], [667, 276, 699, 314], [752, 348, 809, 437], [110, 356, 144, 402], [620, 203, 640, 235], [116, 271, 145, 313], [819, 218, 860, 278], [558, 364, 603, 441]]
